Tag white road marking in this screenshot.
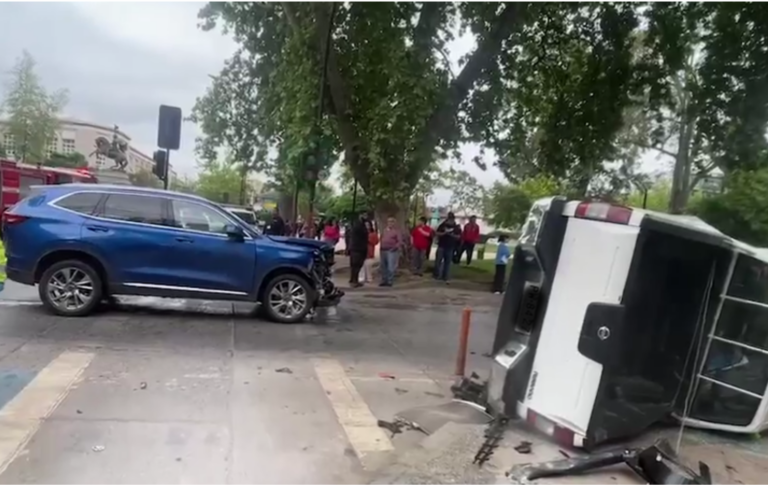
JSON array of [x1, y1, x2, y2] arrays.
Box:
[[0, 351, 94, 475], [0, 301, 39, 307], [313, 358, 394, 465]]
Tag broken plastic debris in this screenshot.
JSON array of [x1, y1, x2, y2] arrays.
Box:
[[275, 367, 293, 374], [514, 440, 532, 454], [378, 372, 396, 380], [92, 445, 105, 453], [139, 381, 147, 390]]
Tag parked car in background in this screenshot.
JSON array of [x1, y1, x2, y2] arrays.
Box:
[[1, 184, 343, 323], [222, 204, 260, 231]]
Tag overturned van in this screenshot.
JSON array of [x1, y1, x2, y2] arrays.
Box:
[[488, 197, 768, 449]]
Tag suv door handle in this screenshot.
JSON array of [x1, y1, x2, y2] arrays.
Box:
[[175, 236, 194, 243], [85, 225, 110, 233]]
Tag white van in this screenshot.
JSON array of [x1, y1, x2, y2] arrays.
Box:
[[487, 197, 768, 449]]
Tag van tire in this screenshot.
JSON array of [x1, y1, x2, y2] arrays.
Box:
[[261, 274, 314, 324], [38, 260, 103, 317]]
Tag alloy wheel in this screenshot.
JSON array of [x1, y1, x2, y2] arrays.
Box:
[[47, 267, 95, 312], [268, 280, 308, 319]]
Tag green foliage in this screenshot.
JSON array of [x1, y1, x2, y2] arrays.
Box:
[[323, 190, 374, 221], [690, 169, 768, 246], [196, 159, 251, 204], [1, 51, 68, 164], [445, 169, 486, 215], [485, 175, 562, 229], [170, 176, 199, 195], [129, 169, 163, 189], [197, 2, 525, 218], [46, 152, 86, 169]]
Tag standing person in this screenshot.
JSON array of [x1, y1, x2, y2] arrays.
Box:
[[433, 212, 460, 283], [348, 213, 370, 287], [410, 217, 433, 276], [379, 216, 402, 287], [0, 229, 5, 294], [343, 220, 352, 256], [317, 218, 326, 240], [360, 221, 379, 283], [460, 215, 481, 264], [492, 235, 512, 294], [265, 208, 286, 236], [323, 218, 340, 247]]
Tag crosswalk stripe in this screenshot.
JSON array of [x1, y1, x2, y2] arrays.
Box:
[[312, 358, 393, 466], [0, 351, 94, 475]]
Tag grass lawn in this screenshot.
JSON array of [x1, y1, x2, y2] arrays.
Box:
[[425, 259, 501, 285]]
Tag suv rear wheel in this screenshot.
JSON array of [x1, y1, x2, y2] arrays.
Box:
[[39, 260, 103, 317], [262, 274, 314, 324]]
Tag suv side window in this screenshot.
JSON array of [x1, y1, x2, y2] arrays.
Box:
[[54, 192, 102, 215], [172, 200, 231, 234], [101, 193, 167, 226]]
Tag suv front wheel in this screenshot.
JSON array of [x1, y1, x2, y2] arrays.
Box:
[[39, 260, 103, 317], [262, 274, 315, 324]]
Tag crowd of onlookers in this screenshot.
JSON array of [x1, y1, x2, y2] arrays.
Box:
[[262, 209, 511, 293]]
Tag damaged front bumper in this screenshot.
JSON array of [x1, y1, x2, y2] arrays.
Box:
[[311, 250, 345, 307]]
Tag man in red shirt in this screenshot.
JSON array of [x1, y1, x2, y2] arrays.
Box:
[[460, 215, 481, 265], [411, 217, 434, 276]]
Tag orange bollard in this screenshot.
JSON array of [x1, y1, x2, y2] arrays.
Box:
[[455, 307, 472, 377]]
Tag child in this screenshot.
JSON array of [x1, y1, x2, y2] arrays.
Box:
[[492, 235, 511, 294]]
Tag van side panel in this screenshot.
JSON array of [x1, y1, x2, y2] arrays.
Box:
[[524, 218, 639, 433]]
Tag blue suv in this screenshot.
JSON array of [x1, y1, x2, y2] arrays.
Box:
[[1, 184, 343, 323]]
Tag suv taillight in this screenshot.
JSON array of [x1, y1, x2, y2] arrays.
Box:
[[2, 213, 28, 225], [574, 202, 632, 225]]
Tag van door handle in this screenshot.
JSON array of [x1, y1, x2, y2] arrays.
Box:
[[85, 225, 110, 233], [175, 236, 194, 243]]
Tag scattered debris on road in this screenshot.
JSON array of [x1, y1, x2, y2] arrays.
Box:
[[275, 367, 293, 374], [378, 372, 396, 380], [513, 440, 532, 454], [473, 416, 508, 466], [91, 445, 105, 453], [424, 391, 445, 398], [139, 381, 147, 390], [377, 418, 424, 438], [508, 439, 712, 484], [394, 387, 408, 395]]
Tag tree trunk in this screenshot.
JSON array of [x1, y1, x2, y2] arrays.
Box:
[[670, 117, 695, 214]]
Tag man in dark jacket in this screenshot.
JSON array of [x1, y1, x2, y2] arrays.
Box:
[[265, 209, 286, 236], [348, 212, 370, 287]]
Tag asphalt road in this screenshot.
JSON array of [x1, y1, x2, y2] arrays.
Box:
[[0, 284, 499, 484]]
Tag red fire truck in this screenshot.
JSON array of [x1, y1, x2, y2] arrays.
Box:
[[0, 158, 98, 213]]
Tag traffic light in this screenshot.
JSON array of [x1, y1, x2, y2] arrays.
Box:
[[152, 150, 167, 182]]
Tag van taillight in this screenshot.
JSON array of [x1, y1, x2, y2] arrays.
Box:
[[2, 213, 28, 225], [575, 202, 632, 225]]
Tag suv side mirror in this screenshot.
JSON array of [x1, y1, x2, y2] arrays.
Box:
[[224, 224, 245, 241]]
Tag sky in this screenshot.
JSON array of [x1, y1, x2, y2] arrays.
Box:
[[0, 2, 665, 206]]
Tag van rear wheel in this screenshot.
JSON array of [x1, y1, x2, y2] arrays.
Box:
[[39, 260, 103, 317], [261, 274, 314, 324]]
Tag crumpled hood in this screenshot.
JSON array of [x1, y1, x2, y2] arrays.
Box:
[[268, 235, 332, 251]]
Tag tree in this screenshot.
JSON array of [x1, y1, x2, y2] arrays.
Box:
[[1, 51, 68, 164], [197, 2, 531, 227], [170, 176, 200, 195], [196, 159, 250, 204], [445, 169, 486, 215], [46, 152, 86, 169], [129, 168, 163, 189], [484, 175, 561, 229], [690, 168, 768, 245]]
